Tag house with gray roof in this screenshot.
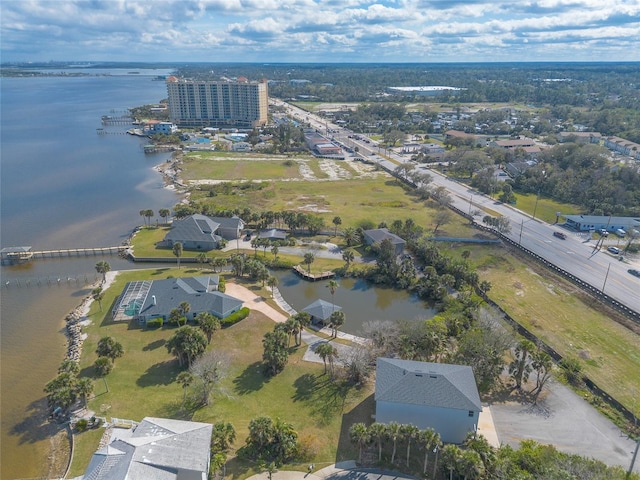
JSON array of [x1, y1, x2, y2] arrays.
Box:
[[375, 358, 482, 444], [363, 228, 406, 256], [113, 276, 243, 324], [302, 298, 342, 325], [158, 214, 244, 251], [80, 417, 212, 480]]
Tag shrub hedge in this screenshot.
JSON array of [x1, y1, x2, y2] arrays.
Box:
[[221, 307, 250, 328]]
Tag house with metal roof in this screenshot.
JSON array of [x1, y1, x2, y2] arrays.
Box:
[[158, 214, 244, 251], [80, 417, 212, 480], [375, 358, 482, 444], [112, 276, 243, 324], [363, 228, 406, 256]]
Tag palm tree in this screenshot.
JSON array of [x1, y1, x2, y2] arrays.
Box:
[[342, 249, 355, 268], [271, 245, 279, 260], [75, 377, 93, 408], [457, 449, 485, 480], [196, 252, 208, 270], [94, 357, 113, 392], [349, 423, 369, 465], [139, 209, 147, 226], [418, 428, 440, 475], [332, 216, 342, 236], [329, 310, 345, 338], [95, 261, 110, 282], [343, 227, 357, 247], [327, 279, 339, 307], [441, 444, 461, 480], [386, 421, 401, 464], [173, 242, 183, 269], [315, 342, 337, 376], [176, 371, 193, 409], [197, 312, 220, 344], [159, 208, 170, 224], [367, 423, 386, 462], [267, 276, 279, 297], [212, 421, 236, 452], [295, 312, 311, 345], [92, 287, 104, 311], [401, 424, 419, 467], [315, 342, 331, 374], [144, 209, 154, 226], [303, 252, 315, 274]]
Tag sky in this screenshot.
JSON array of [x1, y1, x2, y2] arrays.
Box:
[[1, 0, 639, 64]]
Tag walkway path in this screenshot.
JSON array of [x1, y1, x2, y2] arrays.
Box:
[[246, 462, 419, 480]]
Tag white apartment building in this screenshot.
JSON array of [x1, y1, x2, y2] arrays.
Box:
[[166, 76, 268, 129]]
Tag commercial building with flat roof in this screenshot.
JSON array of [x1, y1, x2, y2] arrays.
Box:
[[166, 76, 268, 129]]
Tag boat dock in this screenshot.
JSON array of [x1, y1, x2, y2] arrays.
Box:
[[1, 245, 128, 264], [293, 265, 335, 281]]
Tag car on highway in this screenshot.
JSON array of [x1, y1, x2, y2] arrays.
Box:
[[607, 246, 620, 254], [553, 231, 567, 239], [628, 269, 640, 278]]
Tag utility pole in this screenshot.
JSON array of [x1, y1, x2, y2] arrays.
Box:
[[519, 219, 524, 245], [628, 436, 640, 478], [602, 263, 611, 293]]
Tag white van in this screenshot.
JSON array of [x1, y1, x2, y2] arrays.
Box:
[[615, 229, 626, 237]]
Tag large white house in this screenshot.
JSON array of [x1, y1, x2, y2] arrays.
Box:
[[80, 417, 212, 480], [375, 358, 482, 444]]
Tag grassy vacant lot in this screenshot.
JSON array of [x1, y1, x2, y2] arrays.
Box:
[[180, 152, 305, 181], [70, 268, 370, 478], [512, 192, 582, 224], [456, 243, 640, 411]]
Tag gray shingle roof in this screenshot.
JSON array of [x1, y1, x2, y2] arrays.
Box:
[[82, 417, 213, 480], [133, 276, 243, 319], [302, 298, 342, 321], [363, 228, 405, 246], [375, 358, 481, 411], [163, 214, 221, 243]]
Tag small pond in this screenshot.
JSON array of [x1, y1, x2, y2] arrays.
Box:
[[273, 270, 437, 336]]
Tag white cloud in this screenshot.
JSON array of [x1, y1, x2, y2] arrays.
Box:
[[0, 0, 638, 62]]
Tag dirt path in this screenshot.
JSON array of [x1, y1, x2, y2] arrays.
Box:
[[224, 283, 288, 323]]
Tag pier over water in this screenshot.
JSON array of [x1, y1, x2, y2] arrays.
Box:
[[1, 245, 128, 264]]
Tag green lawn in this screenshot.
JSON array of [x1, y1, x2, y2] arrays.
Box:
[[513, 192, 582, 224], [465, 244, 640, 411], [70, 269, 371, 477], [179, 153, 304, 181]]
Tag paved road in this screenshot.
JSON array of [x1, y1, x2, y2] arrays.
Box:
[[277, 100, 640, 315]]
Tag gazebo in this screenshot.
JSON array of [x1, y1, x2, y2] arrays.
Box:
[[302, 299, 342, 325]]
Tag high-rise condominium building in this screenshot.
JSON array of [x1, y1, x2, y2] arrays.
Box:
[[166, 76, 268, 129]]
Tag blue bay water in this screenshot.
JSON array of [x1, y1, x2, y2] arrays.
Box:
[[0, 70, 180, 479]]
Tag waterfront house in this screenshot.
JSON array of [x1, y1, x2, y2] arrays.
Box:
[[112, 276, 243, 324], [375, 358, 482, 444], [158, 214, 244, 251], [80, 417, 212, 480], [363, 228, 406, 256]]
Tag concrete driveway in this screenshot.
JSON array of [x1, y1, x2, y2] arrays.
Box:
[[489, 378, 640, 473]]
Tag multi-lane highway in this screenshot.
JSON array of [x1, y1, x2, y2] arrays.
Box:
[[277, 100, 640, 315]]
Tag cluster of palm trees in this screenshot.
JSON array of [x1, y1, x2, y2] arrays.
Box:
[[44, 360, 94, 413], [349, 421, 441, 475], [350, 422, 496, 480]]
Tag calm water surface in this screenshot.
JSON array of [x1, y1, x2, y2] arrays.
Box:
[[274, 271, 436, 336], [0, 70, 178, 479]]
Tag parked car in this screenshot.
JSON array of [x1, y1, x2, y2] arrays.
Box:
[[628, 269, 640, 278], [607, 246, 620, 254], [553, 231, 567, 239]]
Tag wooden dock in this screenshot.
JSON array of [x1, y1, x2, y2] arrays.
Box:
[[2, 245, 128, 263], [293, 265, 335, 281], [31, 246, 128, 258]]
